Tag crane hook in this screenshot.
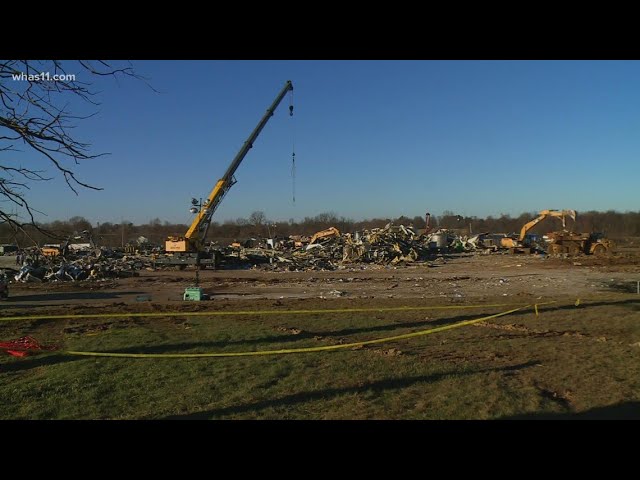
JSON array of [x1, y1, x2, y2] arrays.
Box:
[[289, 89, 294, 116]]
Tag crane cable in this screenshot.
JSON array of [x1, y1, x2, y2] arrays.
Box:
[[289, 89, 296, 204]]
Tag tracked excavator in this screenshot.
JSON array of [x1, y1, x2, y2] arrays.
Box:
[[500, 209, 577, 251], [309, 227, 340, 245], [154, 80, 294, 269], [501, 209, 613, 255]]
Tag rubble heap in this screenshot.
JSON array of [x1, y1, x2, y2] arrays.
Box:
[[7, 223, 490, 280], [218, 223, 470, 271]]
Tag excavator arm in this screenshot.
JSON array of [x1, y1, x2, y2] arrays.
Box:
[[518, 209, 577, 241], [309, 227, 340, 244], [166, 80, 294, 253], [501, 209, 577, 250]]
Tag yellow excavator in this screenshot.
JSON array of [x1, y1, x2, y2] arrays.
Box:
[[501, 209, 577, 250], [546, 231, 614, 255], [309, 227, 340, 245], [154, 81, 294, 269]]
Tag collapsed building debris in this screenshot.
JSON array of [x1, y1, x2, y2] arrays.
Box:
[[11, 247, 146, 283], [215, 223, 473, 272], [7, 212, 612, 283]]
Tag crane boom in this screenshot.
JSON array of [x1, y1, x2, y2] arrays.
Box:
[[166, 80, 294, 255]]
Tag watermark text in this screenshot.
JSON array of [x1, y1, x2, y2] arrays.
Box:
[[12, 71, 76, 82]]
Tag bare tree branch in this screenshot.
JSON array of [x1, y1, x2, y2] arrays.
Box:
[[0, 60, 144, 240]]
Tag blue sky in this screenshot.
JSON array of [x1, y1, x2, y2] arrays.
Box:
[[7, 60, 640, 225]]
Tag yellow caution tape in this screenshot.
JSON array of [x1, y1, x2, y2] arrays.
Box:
[[0, 302, 534, 323], [66, 304, 533, 358]]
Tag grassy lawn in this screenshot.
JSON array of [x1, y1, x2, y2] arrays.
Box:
[[1, 297, 639, 419]]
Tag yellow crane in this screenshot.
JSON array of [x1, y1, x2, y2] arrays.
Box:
[[155, 81, 294, 269]]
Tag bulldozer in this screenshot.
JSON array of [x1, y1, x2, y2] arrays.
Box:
[[546, 231, 614, 256], [500, 209, 614, 256], [500, 209, 576, 253]]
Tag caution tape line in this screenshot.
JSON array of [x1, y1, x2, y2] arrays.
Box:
[[1, 302, 546, 323], [66, 304, 539, 358]]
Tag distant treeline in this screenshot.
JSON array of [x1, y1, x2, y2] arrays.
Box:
[[1, 210, 639, 248]]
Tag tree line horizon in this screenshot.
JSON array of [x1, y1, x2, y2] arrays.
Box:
[[1, 209, 639, 249]]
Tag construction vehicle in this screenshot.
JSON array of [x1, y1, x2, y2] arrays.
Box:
[[309, 227, 340, 245], [546, 231, 614, 255], [42, 244, 64, 257], [154, 80, 294, 269], [41, 230, 101, 258], [500, 209, 577, 251]]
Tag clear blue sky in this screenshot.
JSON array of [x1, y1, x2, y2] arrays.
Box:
[[12, 60, 640, 226]]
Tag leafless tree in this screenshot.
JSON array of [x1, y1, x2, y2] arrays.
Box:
[[249, 210, 267, 226], [0, 60, 145, 241]]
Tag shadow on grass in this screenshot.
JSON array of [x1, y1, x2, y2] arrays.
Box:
[[541, 298, 639, 313], [498, 401, 640, 420], [0, 353, 82, 373], [103, 310, 513, 354], [163, 361, 540, 419], [100, 297, 640, 355], [215, 256, 464, 271], [599, 281, 640, 294], [31, 297, 636, 358], [8, 291, 146, 302]]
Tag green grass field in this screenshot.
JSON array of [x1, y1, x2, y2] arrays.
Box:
[[1, 297, 639, 419]]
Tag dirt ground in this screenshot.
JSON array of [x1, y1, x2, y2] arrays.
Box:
[[2, 252, 639, 313]]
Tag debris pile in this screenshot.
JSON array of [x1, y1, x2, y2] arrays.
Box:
[[217, 223, 470, 271], [343, 223, 429, 264], [11, 248, 147, 283], [7, 222, 529, 280]]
